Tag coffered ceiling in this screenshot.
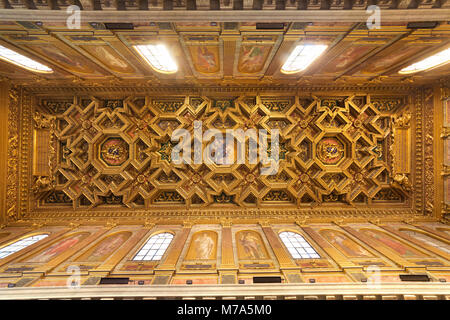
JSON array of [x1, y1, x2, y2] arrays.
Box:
[[29, 93, 416, 215]]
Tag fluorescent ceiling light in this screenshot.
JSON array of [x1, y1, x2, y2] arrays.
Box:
[[0, 45, 52, 73], [399, 47, 450, 74], [281, 44, 328, 74], [133, 44, 177, 74]]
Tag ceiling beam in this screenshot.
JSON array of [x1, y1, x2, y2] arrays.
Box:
[[276, 0, 286, 10], [48, 0, 59, 10], [186, 0, 196, 10], [163, 0, 173, 9], [93, 0, 102, 10], [138, 0, 149, 9], [78, 0, 93, 10], [320, 0, 330, 10], [253, 0, 263, 9], [0, 0, 12, 9], [24, 0, 37, 9], [210, 0, 220, 9], [0, 8, 448, 22], [116, 0, 126, 10], [233, 0, 243, 9]]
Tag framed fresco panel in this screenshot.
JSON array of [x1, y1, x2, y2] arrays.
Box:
[[24, 232, 90, 263], [188, 45, 220, 74], [236, 230, 269, 260], [237, 45, 272, 74], [75, 231, 132, 263], [185, 231, 218, 260], [359, 229, 428, 258], [320, 229, 374, 259], [398, 229, 450, 254]]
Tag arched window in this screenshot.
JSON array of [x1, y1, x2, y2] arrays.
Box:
[[132, 232, 174, 261], [279, 231, 320, 259], [0, 234, 48, 259]]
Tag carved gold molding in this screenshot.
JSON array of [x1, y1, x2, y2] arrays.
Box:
[[5, 85, 436, 223], [6, 86, 19, 222], [17, 83, 420, 94]]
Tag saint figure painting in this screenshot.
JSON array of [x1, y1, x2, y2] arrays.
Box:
[[237, 231, 268, 260], [185, 231, 217, 260]]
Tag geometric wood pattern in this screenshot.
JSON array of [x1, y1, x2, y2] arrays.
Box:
[[32, 94, 412, 210]]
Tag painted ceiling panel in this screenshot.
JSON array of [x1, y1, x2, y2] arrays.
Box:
[[188, 45, 221, 74], [313, 37, 392, 76], [1, 34, 107, 76], [348, 33, 450, 77], [233, 35, 281, 79], [0, 59, 36, 78], [80, 45, 136, 74], [237, 44, 272, 73], [181, 35, 223, 78], [0, 22, 448, 83]]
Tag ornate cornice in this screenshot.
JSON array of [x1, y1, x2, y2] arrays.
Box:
[[26, 207, 416, 220], [17, 84, 419, 95]]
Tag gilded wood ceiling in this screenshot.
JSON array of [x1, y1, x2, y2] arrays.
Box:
[[0, 21, 449, 86], [30, 93, 414, 212]]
